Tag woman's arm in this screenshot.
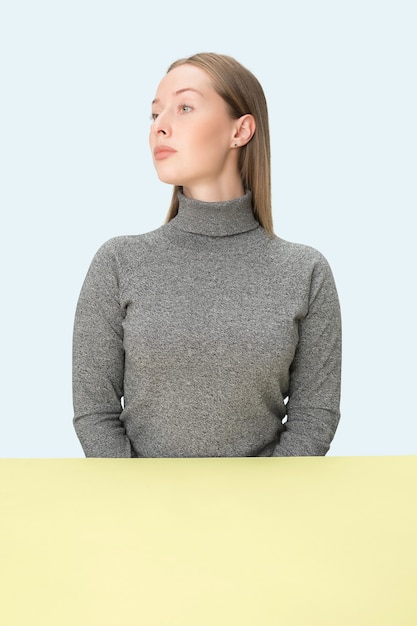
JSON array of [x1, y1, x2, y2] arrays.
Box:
[[72, 241, 133, 457], [273, 255, 342, 456]]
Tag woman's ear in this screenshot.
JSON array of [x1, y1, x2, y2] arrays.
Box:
[[232, 114, 256, 147]]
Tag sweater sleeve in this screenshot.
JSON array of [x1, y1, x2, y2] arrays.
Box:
[[72, 241, 133, 457], [272, 253, 342, 456]]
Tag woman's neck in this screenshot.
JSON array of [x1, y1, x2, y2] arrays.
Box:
[[182, 178, 245, 203]]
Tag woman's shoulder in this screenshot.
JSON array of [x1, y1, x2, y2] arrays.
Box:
[[92, 226, 166, 259], [265, 234, 339, 296], [267, 234, 332, 268], [82, 227, 167, 282]]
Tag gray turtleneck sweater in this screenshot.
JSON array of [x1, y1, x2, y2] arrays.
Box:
[[73, 191, 341, 457]]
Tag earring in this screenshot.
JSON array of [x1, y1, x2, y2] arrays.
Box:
[[233, 143, 238, 147]]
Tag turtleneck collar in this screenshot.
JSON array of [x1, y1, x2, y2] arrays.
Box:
[[170, 190, 259, 237]]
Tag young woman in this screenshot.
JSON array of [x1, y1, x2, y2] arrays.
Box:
[[72, 53, 342, 458]]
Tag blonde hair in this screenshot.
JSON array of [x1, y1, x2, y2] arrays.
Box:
[[163, 52, 273, 234]]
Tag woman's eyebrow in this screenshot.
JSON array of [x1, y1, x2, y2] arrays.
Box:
[[174, 87, 203, 97], [152, 87, 203, 105]]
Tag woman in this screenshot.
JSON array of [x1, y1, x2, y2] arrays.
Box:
[[72, 52, 342, 458]]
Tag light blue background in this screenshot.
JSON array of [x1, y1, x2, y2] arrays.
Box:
[[1, 0, 415, 457]]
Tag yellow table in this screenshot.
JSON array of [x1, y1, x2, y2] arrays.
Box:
[[1, 456, 416, 625]]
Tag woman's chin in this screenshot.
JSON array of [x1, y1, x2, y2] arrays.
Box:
[[156, 173, 183, 186], [152, 166, 172, 183]]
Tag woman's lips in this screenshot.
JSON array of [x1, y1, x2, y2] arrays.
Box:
[[154, 145, 177, 160]]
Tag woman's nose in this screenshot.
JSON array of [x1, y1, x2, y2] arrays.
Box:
[[153, 113, 171, 136]]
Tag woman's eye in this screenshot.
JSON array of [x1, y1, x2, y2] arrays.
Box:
[[150, 105, 191, 121]]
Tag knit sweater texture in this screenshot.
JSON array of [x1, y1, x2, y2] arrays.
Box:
[[73, 191, 342, 457]]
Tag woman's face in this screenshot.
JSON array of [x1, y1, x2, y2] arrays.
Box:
[[149, 64, 242, 199]]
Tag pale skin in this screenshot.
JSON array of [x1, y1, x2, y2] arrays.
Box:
[[149, 63, 256, 203]]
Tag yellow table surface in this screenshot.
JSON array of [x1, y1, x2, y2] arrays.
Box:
[[1, 456, 416, 626]]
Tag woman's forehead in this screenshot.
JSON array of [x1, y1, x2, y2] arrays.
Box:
[[154, 64, 213, 99]]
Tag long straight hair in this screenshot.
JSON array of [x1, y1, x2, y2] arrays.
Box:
[[163, 53, 273, 234]]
